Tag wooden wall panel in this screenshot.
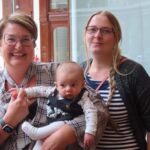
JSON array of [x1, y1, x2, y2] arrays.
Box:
[[40, 22, 51, 62], [16, 0, 33, 16], [3, 0, 12, 16], [3, 0, 33, 17], [39, 0, 51, 62]]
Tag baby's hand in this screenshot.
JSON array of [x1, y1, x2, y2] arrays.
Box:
[[9, 88, 19, 99], [84, 133, 95, 149], [9, 88, 35, 106], [9, 88, 28, 100]]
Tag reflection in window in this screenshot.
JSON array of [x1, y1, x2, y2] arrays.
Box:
[[70, 0, 150, 73], [53, 27, 69, 62], [50, 0, 68, 9]]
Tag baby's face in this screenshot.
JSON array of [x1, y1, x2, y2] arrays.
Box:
[[56, 74, 84, 100]]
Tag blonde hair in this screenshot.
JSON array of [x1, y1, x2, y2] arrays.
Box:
[[0, 11, 37, 41], [84, 10, 122, 106], [56, 61, 84, 81], [85, 10, 122, 73]]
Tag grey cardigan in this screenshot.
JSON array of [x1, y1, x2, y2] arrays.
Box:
[[81, 58, 150, 150]]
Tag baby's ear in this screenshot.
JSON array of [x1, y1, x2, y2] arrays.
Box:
[[82, 81, 85, 87]]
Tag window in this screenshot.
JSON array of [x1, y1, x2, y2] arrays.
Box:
[[53, 27, 69, 62], [50, 0, 68, 10], [40, 0, 70, 62], [69, 0, 150, 73], [40, 0, 150, 73]]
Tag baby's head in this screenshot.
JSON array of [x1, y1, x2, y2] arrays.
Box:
[[55, 62, 85, 100]]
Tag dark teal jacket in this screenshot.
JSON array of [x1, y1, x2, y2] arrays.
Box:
[[81, 58, 150, 150]]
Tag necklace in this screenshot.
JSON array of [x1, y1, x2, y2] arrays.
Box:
[[1, 63, 37, 103], [3, 63, 37, 88], [91, 57, 128, 101], [95, 76, 108, 93]]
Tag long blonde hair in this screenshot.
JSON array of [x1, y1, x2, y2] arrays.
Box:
[[84, 10, 123, 107], [84, 10, 122, 73]]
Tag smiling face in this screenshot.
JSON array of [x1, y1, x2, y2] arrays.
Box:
[[0, 23, 35, 69], [85, 13, 116, 59]]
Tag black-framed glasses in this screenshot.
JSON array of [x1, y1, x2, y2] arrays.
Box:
[[86, 26, 114, 36], [3, 34, 34, 46]]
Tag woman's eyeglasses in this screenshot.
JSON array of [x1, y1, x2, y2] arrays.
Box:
[[3, 34, 34, 46], [86, 26, 114, 36]]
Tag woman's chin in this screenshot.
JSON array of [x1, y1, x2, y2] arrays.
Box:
[[9, 60, 27, 67], [90, 50, 102, 56]]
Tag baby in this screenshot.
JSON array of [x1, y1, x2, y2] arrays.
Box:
[[17, 62, 98, 149]]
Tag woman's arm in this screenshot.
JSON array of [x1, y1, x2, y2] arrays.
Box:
[[42, 124, 77, 150], [0, 89, 30, 144], [147, 132, 150, 150], [0, 126, 10, 145]]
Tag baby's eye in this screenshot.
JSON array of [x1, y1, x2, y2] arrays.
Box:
[[71, 84, 76, 87], [60, 84, 65, 87]]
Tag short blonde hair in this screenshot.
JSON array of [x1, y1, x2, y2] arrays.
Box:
[[0, 11, 37, 41]]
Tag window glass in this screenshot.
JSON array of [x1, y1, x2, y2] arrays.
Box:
[[50, 0, 68, 10], [53, 27, 69, 62], [70, 0, 150, 73]]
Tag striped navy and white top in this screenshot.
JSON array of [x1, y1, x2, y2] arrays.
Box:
[[85, 74, 140, 150]]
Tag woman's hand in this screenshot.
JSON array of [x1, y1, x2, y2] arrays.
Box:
[[147, 132, 150, 150], [8, 88, 19, 99], [3, 88, 29, 127], [42, 124, 76, 150]]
